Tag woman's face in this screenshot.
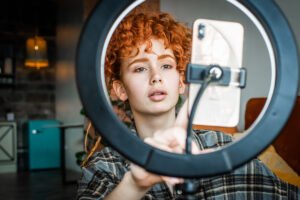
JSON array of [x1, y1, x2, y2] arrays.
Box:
[[113, 39, 185, 117]]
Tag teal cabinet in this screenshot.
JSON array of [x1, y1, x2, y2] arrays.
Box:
[[27, 120, 61, 170]]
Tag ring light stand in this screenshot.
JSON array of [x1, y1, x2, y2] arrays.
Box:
[[76, 0, 299, 180]]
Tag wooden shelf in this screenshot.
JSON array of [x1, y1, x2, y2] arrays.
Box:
[[0, 44, 15, 87]]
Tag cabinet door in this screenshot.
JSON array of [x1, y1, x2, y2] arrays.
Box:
[[28, 120, 61, 170], [0, 122, 17, 173]]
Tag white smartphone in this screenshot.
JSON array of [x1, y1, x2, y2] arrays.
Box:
[[188, 19, 244, 127]]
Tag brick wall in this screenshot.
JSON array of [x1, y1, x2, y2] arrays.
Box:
[[0, 40, 56, 150]]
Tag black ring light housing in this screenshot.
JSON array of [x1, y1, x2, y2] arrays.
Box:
[[76, 0, 299, 178]]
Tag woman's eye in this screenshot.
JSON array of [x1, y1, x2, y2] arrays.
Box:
[[162, 64, 173, 69], [134, 67, 147, 73]]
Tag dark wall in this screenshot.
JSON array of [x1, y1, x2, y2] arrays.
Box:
[[0, 0, 56, 37], [0, 0, 57, 170]]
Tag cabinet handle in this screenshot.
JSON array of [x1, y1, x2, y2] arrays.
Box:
[[32, 129, 42, 134]]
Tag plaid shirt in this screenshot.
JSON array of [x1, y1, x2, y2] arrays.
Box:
[[77, 130, 299, 199]]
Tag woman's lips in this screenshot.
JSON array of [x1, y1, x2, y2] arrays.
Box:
[[148, 90, 167, 101]]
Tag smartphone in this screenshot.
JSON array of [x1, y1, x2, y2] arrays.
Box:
[[188, 19, 244, 127]]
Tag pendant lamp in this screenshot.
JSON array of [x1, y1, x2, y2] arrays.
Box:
[[25, 36, 49, 69]]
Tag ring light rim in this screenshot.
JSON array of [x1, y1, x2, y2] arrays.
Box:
[[76, 0, 299, 178]]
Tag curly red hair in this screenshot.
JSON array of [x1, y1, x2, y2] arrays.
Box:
[[82, 13, 192, 162], [105, 12, 191, 87]]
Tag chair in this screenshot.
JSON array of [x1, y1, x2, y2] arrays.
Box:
[[245, 97, 300, 176], [192, 125, 238, 134]]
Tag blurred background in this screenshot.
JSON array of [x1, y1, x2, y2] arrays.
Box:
[[0, 0, 299, 199]]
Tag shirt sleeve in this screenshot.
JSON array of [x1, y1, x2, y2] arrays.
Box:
[[252, 159, 300, 199], [76, 165, 120, 200], [192, 130, 299, 198]]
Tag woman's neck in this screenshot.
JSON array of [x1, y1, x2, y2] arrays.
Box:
[[133, 109, 176, 139]]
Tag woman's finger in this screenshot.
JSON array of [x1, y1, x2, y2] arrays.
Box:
[[152, 128, 201, 154]]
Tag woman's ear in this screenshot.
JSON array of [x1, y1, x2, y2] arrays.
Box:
[[179, 76, 186, 94], [112, 80, 128, 101]]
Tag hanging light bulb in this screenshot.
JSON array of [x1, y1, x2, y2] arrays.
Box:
[[25, 36, 49, 69]]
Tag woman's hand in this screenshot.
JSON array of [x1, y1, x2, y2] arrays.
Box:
[[129, 162, 182, 189], [129, 132, 184, 189], [145, 100, 201, 154], [128, 100, 200, 189]]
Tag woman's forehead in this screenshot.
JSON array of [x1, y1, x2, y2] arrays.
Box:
[[119, 39, 175, 70], [137, 39, 174, 57]]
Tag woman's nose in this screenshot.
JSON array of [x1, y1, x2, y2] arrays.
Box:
[[150, 70, 163, 85]]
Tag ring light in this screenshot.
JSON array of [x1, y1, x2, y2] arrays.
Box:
[[76, 0, 299, 178]]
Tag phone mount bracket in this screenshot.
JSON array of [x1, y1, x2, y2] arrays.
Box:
[[186, 63, 247, 88]]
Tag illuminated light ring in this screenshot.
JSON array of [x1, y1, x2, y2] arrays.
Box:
[[76, 0, 299, 178]]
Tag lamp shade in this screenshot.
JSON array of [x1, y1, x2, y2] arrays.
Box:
[[25, 36, 49, 68]]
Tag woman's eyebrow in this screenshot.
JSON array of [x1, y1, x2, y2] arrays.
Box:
[[158, 54, 176, 61], [127, 54, 176, 68], [127, 58, 149, 68]]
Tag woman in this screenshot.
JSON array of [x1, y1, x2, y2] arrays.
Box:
[[77, 12, 299, 200]]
